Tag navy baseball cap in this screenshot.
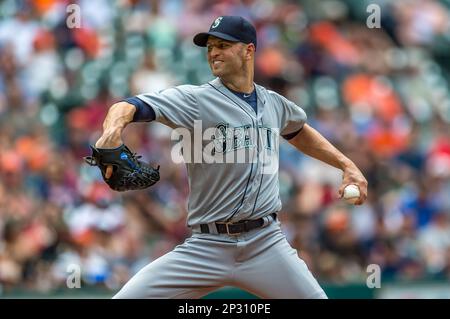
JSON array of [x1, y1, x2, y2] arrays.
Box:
[[193, 16, 257, 49]]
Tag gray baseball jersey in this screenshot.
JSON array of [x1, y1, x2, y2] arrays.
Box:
[[136, 77, 306, 226], [114, 77, 327, 299]]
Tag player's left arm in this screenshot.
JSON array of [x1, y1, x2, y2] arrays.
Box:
[[287, 123, 368, 205]]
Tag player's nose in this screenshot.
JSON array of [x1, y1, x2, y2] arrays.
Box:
[[208, 46, 220, 58]]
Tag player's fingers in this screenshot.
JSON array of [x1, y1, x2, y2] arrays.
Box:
[[337, 184, 346, 199], [355, 190, 367, 205], [360, 191, 368, 205], [105, 165, 113, 179], [355, 182, 368, 205]]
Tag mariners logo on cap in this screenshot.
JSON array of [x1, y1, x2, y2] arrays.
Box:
[[211, 17, 223, 29]]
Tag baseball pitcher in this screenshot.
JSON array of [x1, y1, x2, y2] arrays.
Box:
[[87, 16, 368, 299]]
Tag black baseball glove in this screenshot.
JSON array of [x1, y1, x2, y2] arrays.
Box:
[[84, 144, 160, 192]]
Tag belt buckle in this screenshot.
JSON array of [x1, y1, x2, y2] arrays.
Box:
[[218, 221, 241, 236]]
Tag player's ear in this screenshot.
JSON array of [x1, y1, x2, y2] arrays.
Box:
[[245, 43, 255, 60]]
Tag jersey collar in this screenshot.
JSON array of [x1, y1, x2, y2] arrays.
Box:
[[209, 77, 266, 121]]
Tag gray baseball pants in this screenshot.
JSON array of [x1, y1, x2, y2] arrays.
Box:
[[113, 219, 327, 299]]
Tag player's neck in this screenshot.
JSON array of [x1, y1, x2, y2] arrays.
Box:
[[220, 75, 254, 94]]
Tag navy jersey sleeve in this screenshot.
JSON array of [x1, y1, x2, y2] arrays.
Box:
[[122, 97, 156, 122]]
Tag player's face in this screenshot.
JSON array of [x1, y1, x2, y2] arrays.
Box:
[[206, 37, 247, 77]]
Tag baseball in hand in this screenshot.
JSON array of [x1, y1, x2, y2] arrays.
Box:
[[343, 184, 360, 204]]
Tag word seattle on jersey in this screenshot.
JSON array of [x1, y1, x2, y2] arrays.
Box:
[[170, 120, 279, 174]]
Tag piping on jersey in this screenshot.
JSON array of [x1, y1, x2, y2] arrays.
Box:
[[207, 82, 258, 222], [251, 116, 266, 216]]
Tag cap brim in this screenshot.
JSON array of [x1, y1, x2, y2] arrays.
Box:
[[193, 31, 240, 47]]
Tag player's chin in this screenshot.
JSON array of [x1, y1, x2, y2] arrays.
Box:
[[210, 65, 225, 77], [210, 67, 221, 76]]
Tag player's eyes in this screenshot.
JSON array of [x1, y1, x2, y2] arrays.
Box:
[[207, 43, 229, 51], [206, 43, 230, 52]]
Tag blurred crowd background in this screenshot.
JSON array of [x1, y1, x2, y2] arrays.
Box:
[[1, 0, 450, 296]]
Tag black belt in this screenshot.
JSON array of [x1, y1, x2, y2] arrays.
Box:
[[199, 213, 277, 235]]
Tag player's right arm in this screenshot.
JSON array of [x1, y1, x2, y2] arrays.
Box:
[[95, 101, 137, 178], [94, 86, 197, 179]]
